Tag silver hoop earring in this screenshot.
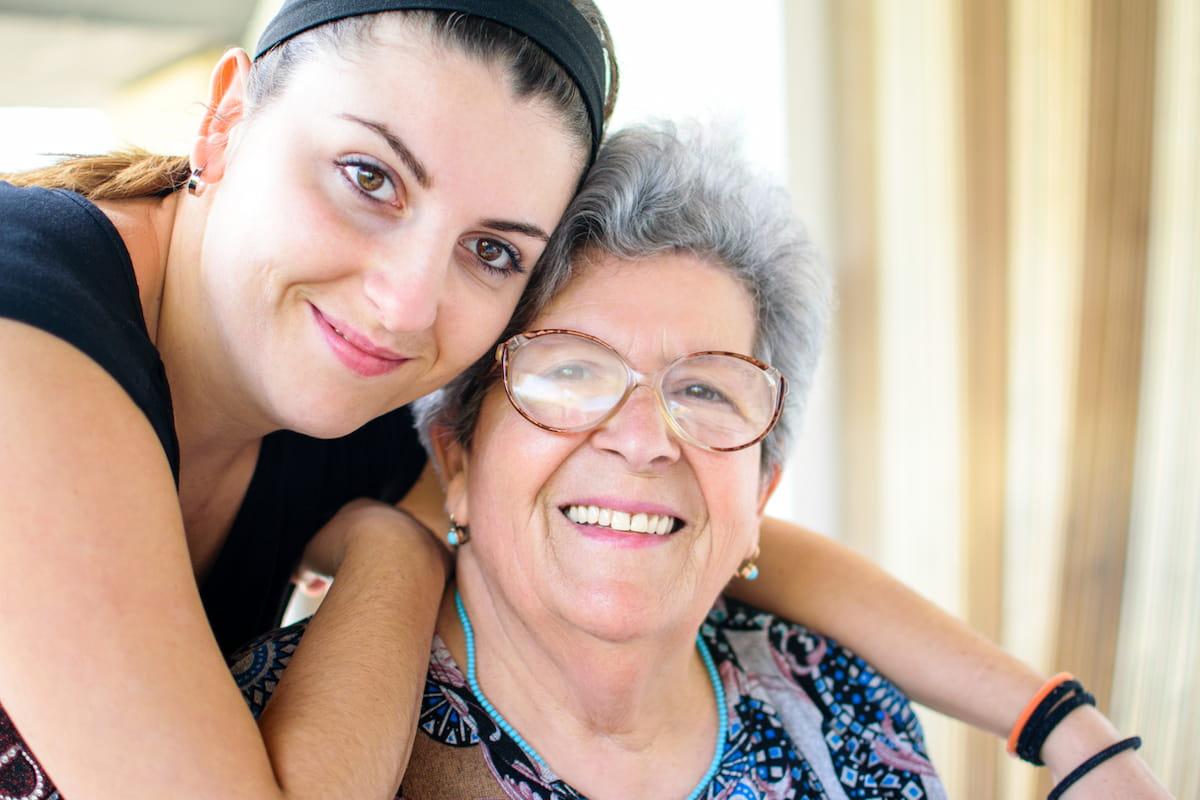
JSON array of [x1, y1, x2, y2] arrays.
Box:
[[187, 168, 206, 196], [447, 514, 470, 548]]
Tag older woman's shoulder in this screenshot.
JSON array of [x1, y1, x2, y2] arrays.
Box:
[[702, 595, 926, 740], [701, 596, 946, 799]]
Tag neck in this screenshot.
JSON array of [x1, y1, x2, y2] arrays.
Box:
[[94, 191, 266, 480], [438, 568, 721, 798], [157, 195, 276, 468], [94, 192, 266, 574], [152, 195, 276, 580]]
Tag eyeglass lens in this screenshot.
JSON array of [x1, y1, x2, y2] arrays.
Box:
[[506, 333, 778, 450]]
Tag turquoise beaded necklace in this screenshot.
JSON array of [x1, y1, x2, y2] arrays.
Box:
[[454, 591, 727, 800]]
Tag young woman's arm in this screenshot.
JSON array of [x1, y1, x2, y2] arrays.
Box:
[[0, 322, 443, 800], [728, 516, 1038, 733], [726, 516, 1171, 796]]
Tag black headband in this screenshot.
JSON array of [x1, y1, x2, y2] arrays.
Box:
[[254, 0, 606, 161]]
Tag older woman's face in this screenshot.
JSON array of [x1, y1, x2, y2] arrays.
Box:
[[448, 252, 776, 642]]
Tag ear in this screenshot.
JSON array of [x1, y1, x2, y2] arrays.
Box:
[[429, 423, 471, 527], [756, 463, 783, 518], [190, 48, 253, 185]]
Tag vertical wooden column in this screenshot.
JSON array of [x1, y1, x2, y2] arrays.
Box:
[[1004, 0, 1094, 794], [959, 0, 1010, 794], [829, 0, 882, 557], [874, 0, 967, 790], [1054, 0, 1158, 712], [1110, 0, 1200, 794]]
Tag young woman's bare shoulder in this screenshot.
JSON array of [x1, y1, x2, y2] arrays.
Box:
[[0, 321, 284, 800]]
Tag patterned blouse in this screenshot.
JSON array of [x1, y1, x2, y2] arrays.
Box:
[[229, 597, 947, 800]]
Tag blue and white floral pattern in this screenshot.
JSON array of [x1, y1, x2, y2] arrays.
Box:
[[228, 598, 947, 800]]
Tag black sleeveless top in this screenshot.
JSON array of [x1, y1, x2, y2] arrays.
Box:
[[0, 182, 427, 653]]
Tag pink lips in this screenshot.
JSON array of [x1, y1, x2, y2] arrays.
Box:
[[561, 497, 684, 550], [573, 523, 671, 549], [310, 303, 409, 378]]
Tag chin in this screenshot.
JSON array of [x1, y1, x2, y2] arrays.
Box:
[[549, 579, 697, 645], [270, 388, 383, 440], [288, 416, 368, 440]]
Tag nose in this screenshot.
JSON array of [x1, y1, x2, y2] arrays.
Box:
[[589, 384, 682, 472], [361, 226, 450, 334]]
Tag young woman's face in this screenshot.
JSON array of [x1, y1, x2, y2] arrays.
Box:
[[200, 24, 583, 437]]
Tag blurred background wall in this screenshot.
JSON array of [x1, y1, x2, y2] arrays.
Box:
[[1, 1, 1195, 797]]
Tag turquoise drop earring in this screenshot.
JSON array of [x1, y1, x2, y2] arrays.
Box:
[[447, 515, 470, 547]]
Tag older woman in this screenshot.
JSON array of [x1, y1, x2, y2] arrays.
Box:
[[217, 117, 1172, 798], [234, 122, 947, 799]]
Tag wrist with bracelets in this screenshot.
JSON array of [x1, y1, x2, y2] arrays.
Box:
[[1007, 672, 1143, 799]]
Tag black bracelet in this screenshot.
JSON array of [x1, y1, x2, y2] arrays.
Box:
[[1016, 681, 1075, 761], [1017, 679, 1097, 764], [1046, 736, 1142, 800]]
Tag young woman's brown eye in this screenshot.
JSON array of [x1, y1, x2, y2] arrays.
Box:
[[337, 159, 400, 206], [356, 168, 385, 192], [475, 238, 503, 262], [460, 235, 524, 275]]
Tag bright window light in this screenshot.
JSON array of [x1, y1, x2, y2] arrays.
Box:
[[0, 107, 116, 172]]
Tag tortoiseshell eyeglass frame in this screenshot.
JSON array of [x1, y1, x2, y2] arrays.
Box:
[[494, 328, 788, 453]]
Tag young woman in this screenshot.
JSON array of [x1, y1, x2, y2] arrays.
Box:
[[0, 2, 617, 798]]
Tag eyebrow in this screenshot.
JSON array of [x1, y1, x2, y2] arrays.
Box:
[[339, 113, 432, 189], [481, 219, 551, 243], [339, 113, 549, 242]]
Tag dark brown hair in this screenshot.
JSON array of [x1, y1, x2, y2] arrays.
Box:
[[1, 3, 618, 201]]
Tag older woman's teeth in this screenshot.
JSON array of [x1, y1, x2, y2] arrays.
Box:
[[565, 505, 678, 535]]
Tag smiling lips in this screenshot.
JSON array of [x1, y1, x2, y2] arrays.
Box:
[[311, 303, 410, 377], [563, 504, 682, 536]]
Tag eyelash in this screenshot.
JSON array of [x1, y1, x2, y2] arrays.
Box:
[[336, 156, 402, 209], [463, 236, 525, 277], [336, 156, 525, 279]]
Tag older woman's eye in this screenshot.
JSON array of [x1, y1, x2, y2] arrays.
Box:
[[678, 382, 735, 407], [549, 362, 593, 381], [461, 236, 524, 275], [338, 159, 400, 205]]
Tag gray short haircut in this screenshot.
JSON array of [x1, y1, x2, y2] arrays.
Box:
[[414, 121, 831, 474]]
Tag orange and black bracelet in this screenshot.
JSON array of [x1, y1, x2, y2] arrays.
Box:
[[1007, 673, 1097, 764]]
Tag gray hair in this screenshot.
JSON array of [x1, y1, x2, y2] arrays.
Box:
[[414, 121, 831, 473]]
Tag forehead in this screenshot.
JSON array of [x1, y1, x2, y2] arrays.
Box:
[[264, 23, 584, 211], [288, 19, 575, 142], [533, 252, 758, 364]]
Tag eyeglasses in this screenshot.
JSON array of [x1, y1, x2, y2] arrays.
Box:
[[495, 329, 788, 452]]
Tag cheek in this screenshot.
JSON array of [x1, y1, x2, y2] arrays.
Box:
[[463, 426, 559, 587], [216, 138, 352, 285], [697, 455, 763, 560], [431, 279, 527, 372], [466, 394, 576, 529]]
